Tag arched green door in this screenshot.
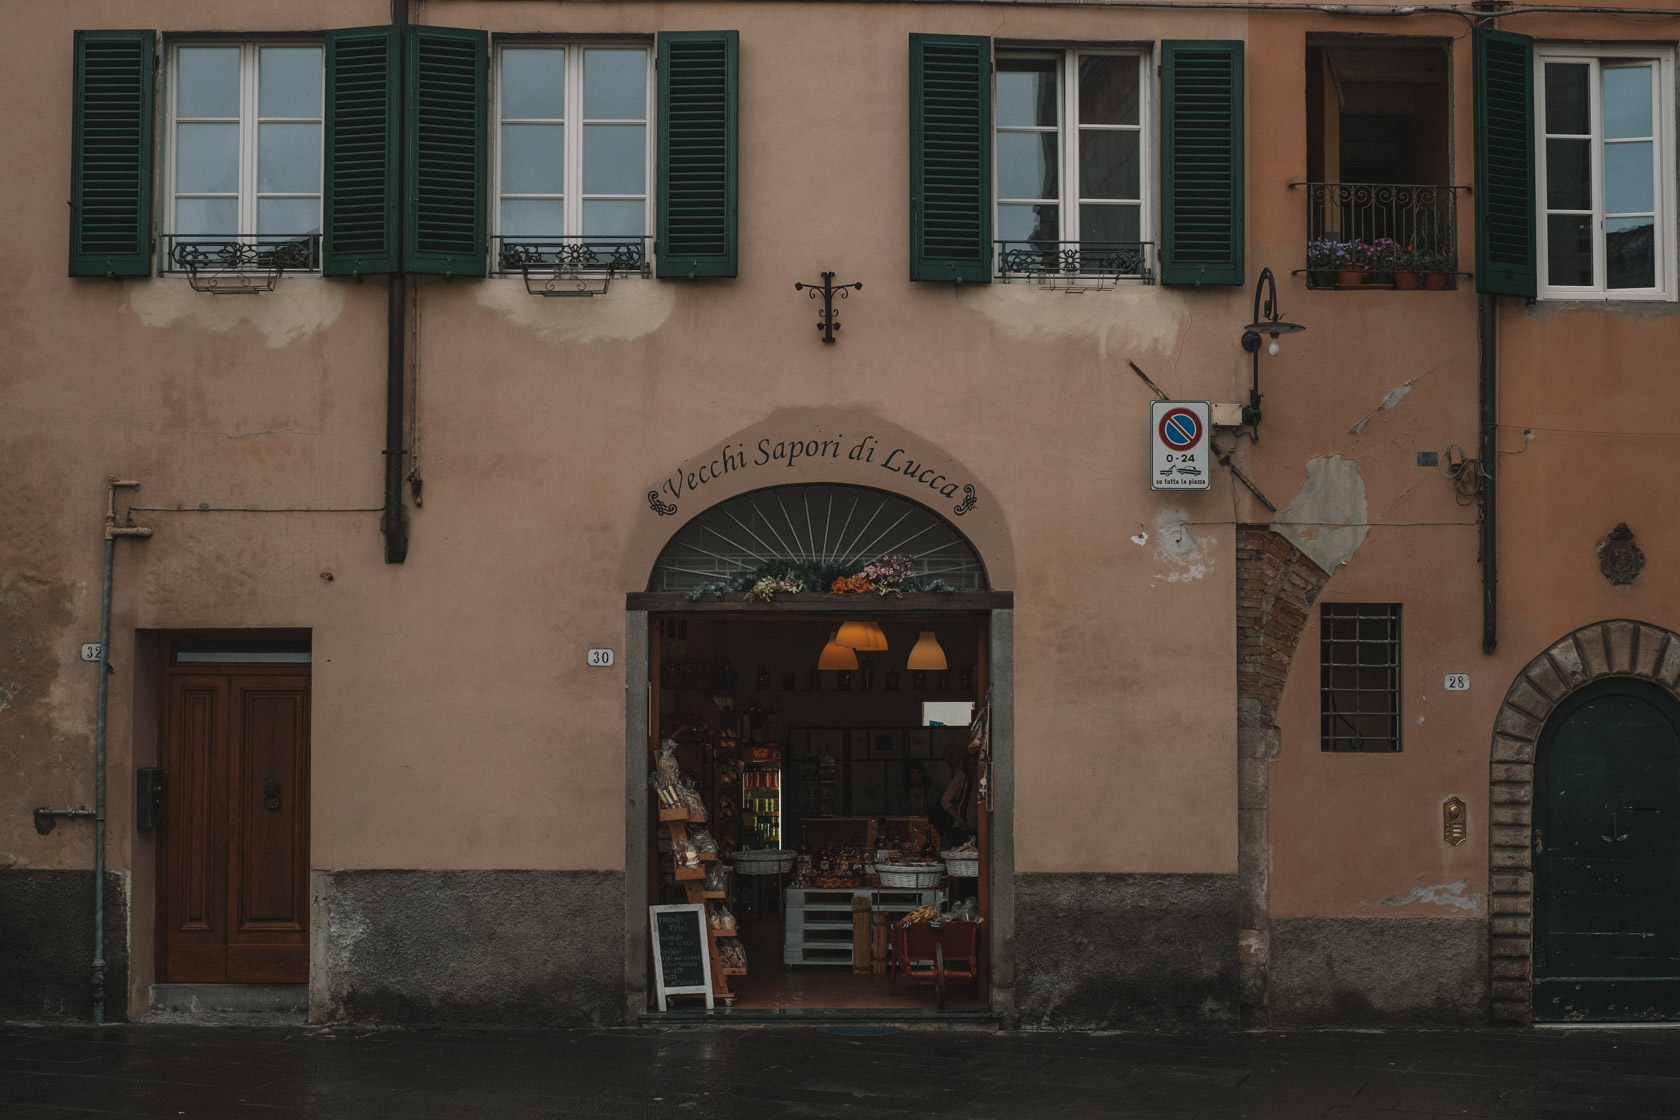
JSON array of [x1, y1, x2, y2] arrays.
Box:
[[1534, 678, 1680, 1021]]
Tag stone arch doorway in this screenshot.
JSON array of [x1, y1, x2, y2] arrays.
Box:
[[1488, 620, 1680, 1025]]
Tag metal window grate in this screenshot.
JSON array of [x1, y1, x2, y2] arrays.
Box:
[[1320, 603, 1401, 752]]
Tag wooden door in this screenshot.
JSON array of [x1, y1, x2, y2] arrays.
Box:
[[1535, 678, 1680, 1020], [160, 667, 310, 983]]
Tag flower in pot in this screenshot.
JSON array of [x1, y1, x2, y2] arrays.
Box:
[[1306, 239, 1344, 288], [1418, 249, 1453, 290], [1336, 241, 1371, 288], [1391, 244, 1422, 290], [1367, 238, 1404, 286]]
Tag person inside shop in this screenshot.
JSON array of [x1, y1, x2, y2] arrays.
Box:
[[936, 744, 978, 846]]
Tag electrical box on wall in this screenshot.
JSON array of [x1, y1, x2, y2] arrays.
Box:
[[136, 767, 165, 831], [1210, 403, 1245, 428]]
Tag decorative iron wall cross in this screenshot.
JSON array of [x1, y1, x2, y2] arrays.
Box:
[[794, 272, 862, 344]]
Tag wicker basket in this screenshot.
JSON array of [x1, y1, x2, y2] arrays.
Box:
[[732, 849, 796, 876], [941, 850, 979, 877], [875, 862, 944, 888]]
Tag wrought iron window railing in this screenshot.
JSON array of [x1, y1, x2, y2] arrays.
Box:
[[1299, 183, 1462, 286], [160, 235, 321, 294], [995, 240, 1154, 288], [494, 237, 651, 296]]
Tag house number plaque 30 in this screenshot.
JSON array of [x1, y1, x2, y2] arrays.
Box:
[[587, 648, 615, 667]]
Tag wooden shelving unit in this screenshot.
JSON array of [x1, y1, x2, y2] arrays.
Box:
[[661, 807, 743, 998]]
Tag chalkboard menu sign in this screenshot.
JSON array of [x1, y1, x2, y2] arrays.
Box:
[[650, 904, 713, 1010]]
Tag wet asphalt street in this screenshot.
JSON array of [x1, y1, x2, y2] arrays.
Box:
[[2, 1022, 1679, 1119]]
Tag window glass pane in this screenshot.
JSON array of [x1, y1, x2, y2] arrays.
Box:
[[996, 132, 1058, 200], [1079, 130, 1138, 200], [500, 124, 565, 194], [1547, 213, 1594, 286], [258, 197, 321, 237], [502, 49, 565, 119], [1079, 203, 1140, 245], [582, 199, 646, 237], [1603, 65, 1653, 139], [583, 49, 647, 119], [1606, 217, 1657, 288], [499, 198, 566, 236], [1078, 55, 1138, 126], [1544, 63, 1590, 135], [258, 123, 321, 193], [177, 47, 240, 118], [997, 202, 1057, 244], [259, 47, 322, 119], [176, 197, 238, 237], [1603, 141, 1654, 214], [996, 59, 1057, 127], [582, 124, 647, 194], [176, 122, 240, 193], [1545, 138, 1591, 210]]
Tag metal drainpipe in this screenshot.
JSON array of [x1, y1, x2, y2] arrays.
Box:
[[383, 0, 410, 564], [1479, 293, 1497, 653], [97, 479, 151, 1023]]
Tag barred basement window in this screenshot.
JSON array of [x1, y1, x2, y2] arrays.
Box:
[[1320, 603, 1401, 752]]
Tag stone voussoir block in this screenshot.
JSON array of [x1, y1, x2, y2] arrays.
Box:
[[1491, 735, 1537, 764], [1490, 763, 1532, 784], [1575, 625, 1611, 679], [1491, 957, 1533, 979], [1490, 845, 1532, 870], [1489, 824, 1531, 848], [1494, 705, 1543, 741], [1491, 979, 1530, 1003], [1547, 638, 1589, 688], [1490, 782, 1533, 805], [1491, 914, 1531, 937], [1633, 625, 1666, 679], [1491, 999, 1531, 1024], [1605, 620, 1635, 675], [1523, 656, 1569, 702], [1490, 872, 1532, 894], [1490, 803, 1532, 826], [1660, 634, 1680, 689]]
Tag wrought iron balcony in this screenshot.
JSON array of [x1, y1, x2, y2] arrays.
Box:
[[1299, 183, 1462, 288], [161, 235, 321, 294], [494, 237, 651, 296], [995, 240, 1154, 289]]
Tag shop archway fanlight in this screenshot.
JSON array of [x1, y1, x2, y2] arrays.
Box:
[[818, 631, 860, 670], [836, 620, 889, 651], [906, 631, 947, 671]]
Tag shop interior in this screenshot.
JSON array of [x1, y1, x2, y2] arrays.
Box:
[[649, 613, 990, 1011]]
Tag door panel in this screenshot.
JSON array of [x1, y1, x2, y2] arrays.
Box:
[[161, 667, 309, 984], [1535, 678, 1680, 1021]]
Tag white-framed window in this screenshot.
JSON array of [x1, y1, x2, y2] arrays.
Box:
[[495, 43, 652, 241], [1536, 45, 1676, 300], [994, 49, 1149, 258], [167, 42, 324, 245]]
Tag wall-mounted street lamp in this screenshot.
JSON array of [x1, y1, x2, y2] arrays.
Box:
[[1239, 267, 1306, 437]]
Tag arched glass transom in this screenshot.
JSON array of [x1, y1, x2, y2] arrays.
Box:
[[649, 484, 988, 593]]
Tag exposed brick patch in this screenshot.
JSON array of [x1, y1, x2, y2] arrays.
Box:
[[1235, 526, 1331, 731], [1488, 620, 1680, 1027]]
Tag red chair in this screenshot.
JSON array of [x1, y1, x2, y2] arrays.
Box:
[[889, 920, 979, 1008]]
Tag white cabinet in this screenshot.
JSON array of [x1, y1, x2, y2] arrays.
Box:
[[782, 886, 944, 967]]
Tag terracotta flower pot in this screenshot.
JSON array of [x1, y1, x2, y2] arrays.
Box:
[[1394, 269, 1420, 291], [1424, 271, 1450, 291], [1337, 268, 1365, 289]]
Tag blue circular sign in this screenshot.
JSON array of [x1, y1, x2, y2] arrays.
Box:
[[1159, 408, 1203, 451]]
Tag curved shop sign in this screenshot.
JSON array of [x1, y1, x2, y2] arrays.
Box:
[[648, 430, 978, 520]]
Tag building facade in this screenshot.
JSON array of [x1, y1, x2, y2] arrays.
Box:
[[4, 0, 1678, 1028]]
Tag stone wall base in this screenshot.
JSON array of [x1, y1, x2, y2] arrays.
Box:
[[1270, 916, 1489, 1026], [312, 869, 625, 1026], [0, 868, 130, 1022], [1014, 872, 1239, 1029]]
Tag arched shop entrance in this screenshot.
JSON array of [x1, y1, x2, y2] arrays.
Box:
[[623, 484, 1014, 1017]]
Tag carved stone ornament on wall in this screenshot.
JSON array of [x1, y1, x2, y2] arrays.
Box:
[[1597, 523, 1645, 586]]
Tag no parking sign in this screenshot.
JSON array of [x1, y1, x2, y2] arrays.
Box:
[[1150, 400, 1210, 491]]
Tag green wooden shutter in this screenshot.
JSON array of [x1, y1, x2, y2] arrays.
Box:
[[70, 30, 155, 278], [1160, 41, 1244, 286], [324, 26, 400, 276], [657, 31, 739, 279], [909, 34, 991, 284], [1474, 28, 1536, 298], [406, 26, 487, 277]]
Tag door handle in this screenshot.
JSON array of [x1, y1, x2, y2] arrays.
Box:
[[263, 780, 282, 812], [1602, 811, 1628, 844]]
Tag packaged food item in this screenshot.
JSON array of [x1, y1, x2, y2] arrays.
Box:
[[718, 938, 748, 970], [703, 862, 731, 893], [708, 903, 738, 934], [673, 831, 701, 870], [689, 827, 718, 854]]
